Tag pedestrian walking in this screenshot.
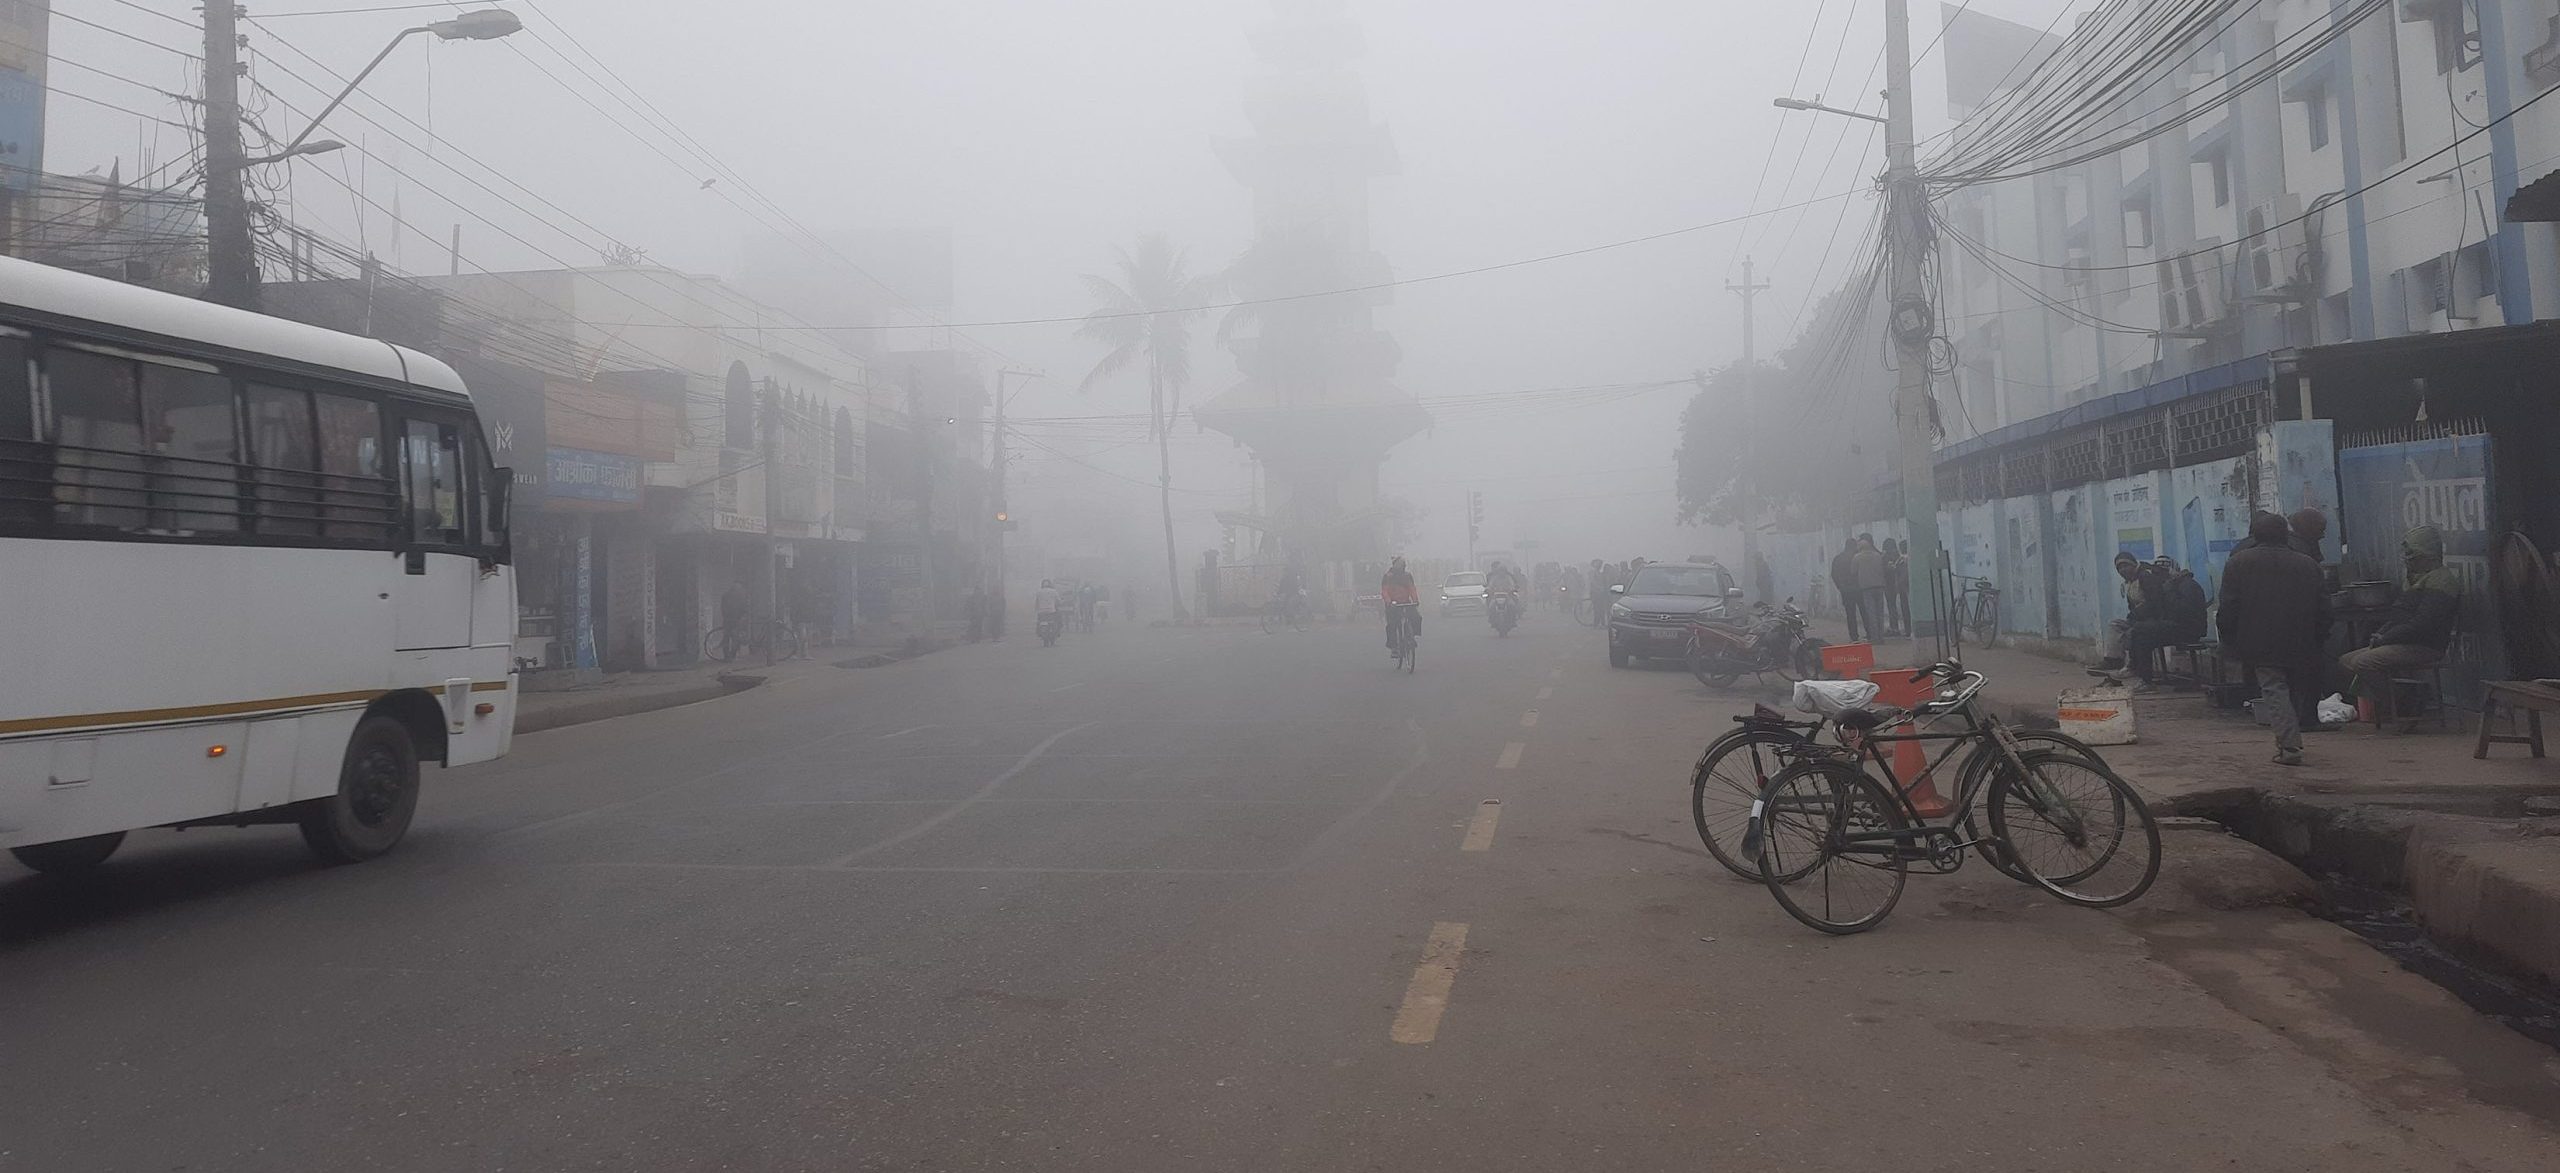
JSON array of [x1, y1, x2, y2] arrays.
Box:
[[2340, 525, 2462, 703], [1851, 535, 1889, 644], [2218, 512, 2332, 766], [1830, 538, 1863, 641]]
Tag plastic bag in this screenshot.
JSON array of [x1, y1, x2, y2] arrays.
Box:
[[1792, 678, 1880, 716], [2317, 693, 2356, 725]]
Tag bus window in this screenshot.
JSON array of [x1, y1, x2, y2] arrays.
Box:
[[246, 384, 319, 537], [139, 364, 240, 533], [315, 392, 389, 542], [42, 345, 147, 530], [0, 334, 36, 526], [401, 416, 467, 546]]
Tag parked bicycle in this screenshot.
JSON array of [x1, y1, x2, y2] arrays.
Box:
[[703, 617, 807, 663], [1688, 699, 2104, 883], [1739, 662, 2159, 934], [1957, 577, 2002, 647]]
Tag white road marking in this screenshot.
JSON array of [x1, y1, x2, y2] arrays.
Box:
[[827, 722, 1098, 867], [1495, 742, 1525, 769], [1049, 684, 1078, 693], [1461, 800, 1502, 851], [879, 725, 932, 740], [1389, 922, 1471, 1044], [1535, 686, 1553, 700], [1519, 710, 1539, 728]]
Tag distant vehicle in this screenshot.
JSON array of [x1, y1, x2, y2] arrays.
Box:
[[0, 256, 518, 873], [1441, 570, 1488, 616], [1608, 561, 1741, 669]]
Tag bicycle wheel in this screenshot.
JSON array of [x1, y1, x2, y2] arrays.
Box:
[[1986, 749, 2159, 907], [703, 626, 734, 663], [1757, 761, 1909, 935], [1954, 731, 2103, 884], [1292, 608, 1312, 633], [1689, 727, 1804, 880], [776, 623, 807, 662], [1260, 606, 1281, 635]]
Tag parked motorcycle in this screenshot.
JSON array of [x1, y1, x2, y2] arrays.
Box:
[[1685, 599, 1823, 688], [1038, 611, 1064, 648], [1488, 590, 1522, 636]]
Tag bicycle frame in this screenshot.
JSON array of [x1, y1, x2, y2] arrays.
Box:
[[1783, 682, 2086, 868]]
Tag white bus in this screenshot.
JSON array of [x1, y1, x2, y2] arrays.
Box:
[[1, 256, 516, 873]]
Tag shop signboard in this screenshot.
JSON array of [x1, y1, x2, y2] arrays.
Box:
[[545, 447, 642, 506]]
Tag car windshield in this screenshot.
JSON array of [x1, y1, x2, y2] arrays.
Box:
[[1446, 572, 1484, 587], [1627, 564, 1733, 597]]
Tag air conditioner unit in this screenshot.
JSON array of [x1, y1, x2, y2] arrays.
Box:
[[2241, 195, 2307, 298], [2159, 238, 2230, 334]]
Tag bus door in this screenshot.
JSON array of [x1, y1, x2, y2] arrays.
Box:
[[394, 413, 477, 650]]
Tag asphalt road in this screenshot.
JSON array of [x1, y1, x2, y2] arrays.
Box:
[[4, 611, 2555, 1171]]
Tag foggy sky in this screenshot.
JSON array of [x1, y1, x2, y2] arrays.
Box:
[[38, 0, 2086, 569]]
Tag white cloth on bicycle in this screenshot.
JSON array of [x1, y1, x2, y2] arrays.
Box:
[[1791, 679, 1880, 716]]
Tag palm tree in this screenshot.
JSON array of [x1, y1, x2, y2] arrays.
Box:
[[1077, 233, 1219, 620]]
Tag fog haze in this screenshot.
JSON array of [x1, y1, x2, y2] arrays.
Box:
[[40, 0, 2083, 566]]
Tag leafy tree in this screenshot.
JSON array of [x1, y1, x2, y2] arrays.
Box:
[[1077, 234, 1221, 619]]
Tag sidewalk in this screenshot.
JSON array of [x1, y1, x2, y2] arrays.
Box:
[[513, 621, 971, 734], [1809, 618, 2560, 987]]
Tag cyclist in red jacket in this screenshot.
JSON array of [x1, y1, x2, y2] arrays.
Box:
[[1381, 556, 1421, 653]]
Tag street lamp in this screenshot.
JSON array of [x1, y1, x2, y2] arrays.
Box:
[[274, 9, 525, 158], [1772, 95, 1890, 125], [243, 139, 344, 166]]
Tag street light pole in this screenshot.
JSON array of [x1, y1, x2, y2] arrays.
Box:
[[199, 8, 522, 311], [201, 2, 257, 309], [1726, 257, 1770, 604], [1881, 0, 1946, 663]]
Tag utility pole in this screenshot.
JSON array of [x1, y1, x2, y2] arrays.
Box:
[[1882, 0, 1946, 663], [1725, 256, 1770, 604], [761, 377, 780, 667], [993, 369, 1035, 639], [201, 1, 258, 309]]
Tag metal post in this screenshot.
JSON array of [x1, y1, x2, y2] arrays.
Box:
[[761, 378, 779, 667], [201, 2, 258, 309], [1883, 0, 1947, 663], [1727, 256, 1771, 603]]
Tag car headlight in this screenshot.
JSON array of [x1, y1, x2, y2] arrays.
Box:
[[1610, 602, 1633, 618]]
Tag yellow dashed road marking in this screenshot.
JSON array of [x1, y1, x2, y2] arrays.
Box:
[[1389, 922, 1471, 1044], [1461, 800, 1502, 852], [1495, 742, 1524, 769]]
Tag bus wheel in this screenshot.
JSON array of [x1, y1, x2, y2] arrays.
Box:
[[10, 832, 125, 874], [300, 715, 421, 864]]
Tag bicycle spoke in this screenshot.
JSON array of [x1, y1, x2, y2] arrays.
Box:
[[1988, 751, 2159, 907], [1758, 765, 1907, 934]]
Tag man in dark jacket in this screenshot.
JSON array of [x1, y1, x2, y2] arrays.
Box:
[[2287, 508, 2329, 563], [2219, 512, 2332, 766], [2096, 552, 2179, 689], [1830, 538, 1863, 641], [2340, 525, 2461, 698]]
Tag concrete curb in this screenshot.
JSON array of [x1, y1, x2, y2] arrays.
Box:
[[514, 673, 762, 735], [2187, 790, 2560, 988], [517, 637, 965, 735]]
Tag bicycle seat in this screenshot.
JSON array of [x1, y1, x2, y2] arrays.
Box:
[[1834, 706, 1912, 732]]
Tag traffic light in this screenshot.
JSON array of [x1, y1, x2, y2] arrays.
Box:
[[1467, 490, 1484, 542]]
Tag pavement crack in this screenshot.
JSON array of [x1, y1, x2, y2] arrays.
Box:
[[1586, 826, 1711, 859], [825, 722, 1099, 867]]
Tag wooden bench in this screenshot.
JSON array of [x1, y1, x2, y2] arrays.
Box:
[[2473, 680, 2560, 759]]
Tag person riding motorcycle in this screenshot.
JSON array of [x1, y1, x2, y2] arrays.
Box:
[[1484, 561, 1525, 625], [1381, 556, 1421, 653]]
